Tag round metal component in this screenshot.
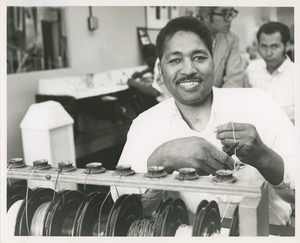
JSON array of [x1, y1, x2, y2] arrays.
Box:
[[176, 167, 199, 181], [115, 164, 135, 176], [161, 198, 189, 236], [45, 174, 51, 180], [192, 199, 209, 236], [197, 200, 221, 236], [213, 169, 237, 183], [229, 205, 239, 236], [7, 158, 26, 168], [145, 165, 167, 178], [31, 159, 52, 171], [7, 185, 32, 211], [107, 194, 143, 236], [75, 192, 113, 236], [56, 161, 76, 173], [84, 162, 106, 174], [44, 190, 84, 236], [14, 188, 55, 236]]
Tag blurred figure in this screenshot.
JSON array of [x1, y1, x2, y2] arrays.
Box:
[[197, 7, 247, 87], [127, 44, 160, 111], [245, 22, 295, 122]]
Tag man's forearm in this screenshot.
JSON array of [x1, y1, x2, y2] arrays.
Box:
[[255, 147, 284, 186]]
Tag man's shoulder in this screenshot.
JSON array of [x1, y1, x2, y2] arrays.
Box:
[[215, 87, 274, 105], [246, 59, 265, 71], [133, 98, 175, 123]]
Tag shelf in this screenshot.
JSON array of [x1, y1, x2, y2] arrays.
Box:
[[7, 166, 265, 198]]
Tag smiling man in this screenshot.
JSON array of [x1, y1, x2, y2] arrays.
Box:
[[112, 17, 296, 225], [246, 22, 295, 122]]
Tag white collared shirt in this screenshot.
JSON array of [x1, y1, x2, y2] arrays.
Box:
[[113, 87, 297, 225], [246, 57, 295, 120]]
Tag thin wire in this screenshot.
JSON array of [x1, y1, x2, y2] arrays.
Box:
[[97, 191, 111, 236], [84, 170, 90, 191], [231, 122, 238, 177], [115, 186, 119, 199], [220, 195, 232, 223], [53, 168, 61, 203], [26, 168, 36, 236]]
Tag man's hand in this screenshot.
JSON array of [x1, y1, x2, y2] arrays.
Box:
[[214, 122, 284, 185], [147, 136, 234, 175], [214, 123, 272, 167]]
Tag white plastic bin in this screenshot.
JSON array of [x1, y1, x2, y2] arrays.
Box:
[[20, 100, 77, 190]]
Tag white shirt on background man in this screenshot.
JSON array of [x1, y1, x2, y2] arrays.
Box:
[[246, 56, 295, 121]]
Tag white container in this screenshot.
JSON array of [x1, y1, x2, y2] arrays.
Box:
[[20, 100, 77, 190]]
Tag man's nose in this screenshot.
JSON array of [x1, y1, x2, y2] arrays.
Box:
[[266, 47, 273, 56], [180, 59, 197, 75]]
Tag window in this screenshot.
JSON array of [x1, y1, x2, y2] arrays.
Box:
[[7, 7, 69, 74]]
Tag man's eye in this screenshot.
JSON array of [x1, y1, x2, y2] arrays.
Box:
[[194, 56, 208, 61], [169, 58, 180, 63]]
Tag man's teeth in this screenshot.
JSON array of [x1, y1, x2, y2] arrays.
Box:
[[180, 81, 198, 87]]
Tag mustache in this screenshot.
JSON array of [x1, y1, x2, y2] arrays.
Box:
[[177, 75, 204, 83]]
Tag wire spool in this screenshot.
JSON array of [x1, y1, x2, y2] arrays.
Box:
[[7, 185, 32, 211], [105, 194, 143, 236], [161, 198, 189, 236], [192, 199, 209, 236], [84, 162, 106, 174], [75, 192, 114, 236], [195, 200, 221, 236], [72, 192, 98, 235], [152, 198, 173, 236], [44, 190, 84, 236], [30, 201, 52, 236], [7, 158, 26, 168], [7, 200, 24, 237], [127, 219, 155, 236], [31, 159, 52, 171], [14, 187, 55, 236], [229, 205, 239, 236]]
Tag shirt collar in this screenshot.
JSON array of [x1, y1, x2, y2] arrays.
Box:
[[276, 56, 292, 73]]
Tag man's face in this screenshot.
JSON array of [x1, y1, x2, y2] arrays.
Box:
[[209, 7, 236, 34], [159, 31, 214, 106], [258, 32, 286, 70]]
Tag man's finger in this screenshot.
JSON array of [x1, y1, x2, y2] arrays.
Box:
[[213, 122, 247, 133], [209, 148, 235, 170]]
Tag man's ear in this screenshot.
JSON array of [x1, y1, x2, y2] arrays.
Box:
[[158, 60, 162, 77]]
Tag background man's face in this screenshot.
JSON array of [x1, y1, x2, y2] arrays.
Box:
[[209, 7, 234, 34], [258, 32, 286, 70], [159, 31, 214, 106]]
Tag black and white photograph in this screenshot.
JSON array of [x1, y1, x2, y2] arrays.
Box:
[[1, 0, 299, 242]]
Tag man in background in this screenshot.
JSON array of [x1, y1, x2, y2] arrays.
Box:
[[197, 6, 246, 88], [245, 22, 295, 122]]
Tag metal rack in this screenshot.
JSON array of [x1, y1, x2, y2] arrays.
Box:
[[7, 165, 269, 236]]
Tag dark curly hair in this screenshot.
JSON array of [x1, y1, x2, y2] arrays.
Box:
[[156, 16, 213, 60]]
